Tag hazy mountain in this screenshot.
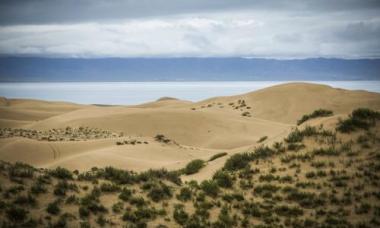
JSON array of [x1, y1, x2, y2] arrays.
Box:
[[0, 57, 379, 82]]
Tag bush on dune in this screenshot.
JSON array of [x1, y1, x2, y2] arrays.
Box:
[[208, 152, 228, 161], [337, 108, 380, 133], [297, 109, 333, 125], [183, 159, 205, 175]]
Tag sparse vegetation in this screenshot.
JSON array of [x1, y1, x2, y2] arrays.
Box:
[[337, 108, 380, 132], [297, 109, 333, 125], [208, 152, 228, 161], [0, 107, 379, 227]]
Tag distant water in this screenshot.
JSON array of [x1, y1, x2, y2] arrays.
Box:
[[0, 81, 379, 105]]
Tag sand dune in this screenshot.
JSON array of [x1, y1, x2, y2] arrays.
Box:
[[198, 83, 380, 124], [1, 82, 379, 175]]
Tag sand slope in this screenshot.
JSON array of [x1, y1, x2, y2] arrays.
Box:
[[1, 82, 379, 176]]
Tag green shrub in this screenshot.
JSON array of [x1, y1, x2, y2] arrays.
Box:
[[274, 205, 304, 217], [173, 204, 189, 225], [119, 188, 132, 202], [46, 200, 61, 215], [285, 129, 304, 143], [214, 206, 236, 227], [200, 180, 219, 197], [223, 153, 251, 171], [183, 159, 205, 175], [50, 167, 73, 179], [297, 109, 333, 125], [208, 152, 228, 161], [8, 162, 35, 178], [213, 170, 233, 188], [13, 194, 36, 206], [176, 187, 192, 202], [337, 108, 380, 133], [6, 206, 28, 222], [100, 182, 120, 192], [147, 182, 172, 202]]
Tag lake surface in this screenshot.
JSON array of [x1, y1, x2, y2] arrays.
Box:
[[0, 81, 379, 105]]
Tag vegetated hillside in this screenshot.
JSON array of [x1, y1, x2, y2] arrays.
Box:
[[0, 108, 379, 227]]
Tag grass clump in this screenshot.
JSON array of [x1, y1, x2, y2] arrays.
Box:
[[183, 159, 205, 175], [297, 109, 333, 125], [208, 152, 228, 161]]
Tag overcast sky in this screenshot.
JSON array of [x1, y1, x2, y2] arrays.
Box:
[[0, 0, 379, 59]]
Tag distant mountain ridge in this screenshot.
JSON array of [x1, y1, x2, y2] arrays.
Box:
[[0, 57, 379, 82]]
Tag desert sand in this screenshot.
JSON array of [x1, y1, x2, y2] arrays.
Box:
[[1, 82, 379, 180]]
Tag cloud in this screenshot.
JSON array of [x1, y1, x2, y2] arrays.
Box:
[[0, 1, 379, 58]]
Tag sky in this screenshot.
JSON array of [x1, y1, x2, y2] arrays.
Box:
[[0, 0, 380, 59]]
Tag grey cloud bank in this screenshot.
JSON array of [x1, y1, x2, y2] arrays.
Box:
[[0, 0, 379, 58]]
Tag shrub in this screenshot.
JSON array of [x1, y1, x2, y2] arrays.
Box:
[[30, 182, 47, 194], [100, 182, 120, 192], [6, 206, 28, 222], [297, 109, 333, 125], [173, 204, 189, 225], [208, 152, 228, 162], [50, 167, 73, 179], [213, 170, 233, 188], [274, 205, 304, 217], [54, 181, 78, 196], [119, 188, 133, 202], [337, 108, 380, 133], [223, 153, 251, 171], [183, 159, 205, 175], [155, 134, 171, 143], [214, 206, 236, 227], [147, 182, 172, 202], [13, 194, 36, 206], [8, 162, 34, 178], [46, 200, 61, 215], [200, 180, 219, 197], [176, 187, 192, 202], [285, 129, 304, 143]]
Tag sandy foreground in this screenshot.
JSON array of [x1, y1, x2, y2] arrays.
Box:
[[1, 82, 379, 181]]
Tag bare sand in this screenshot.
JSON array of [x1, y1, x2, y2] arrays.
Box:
[[1, 82, 379, 181]]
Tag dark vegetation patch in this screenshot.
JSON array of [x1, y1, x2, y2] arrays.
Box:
[[297, 109, 333, 125]]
